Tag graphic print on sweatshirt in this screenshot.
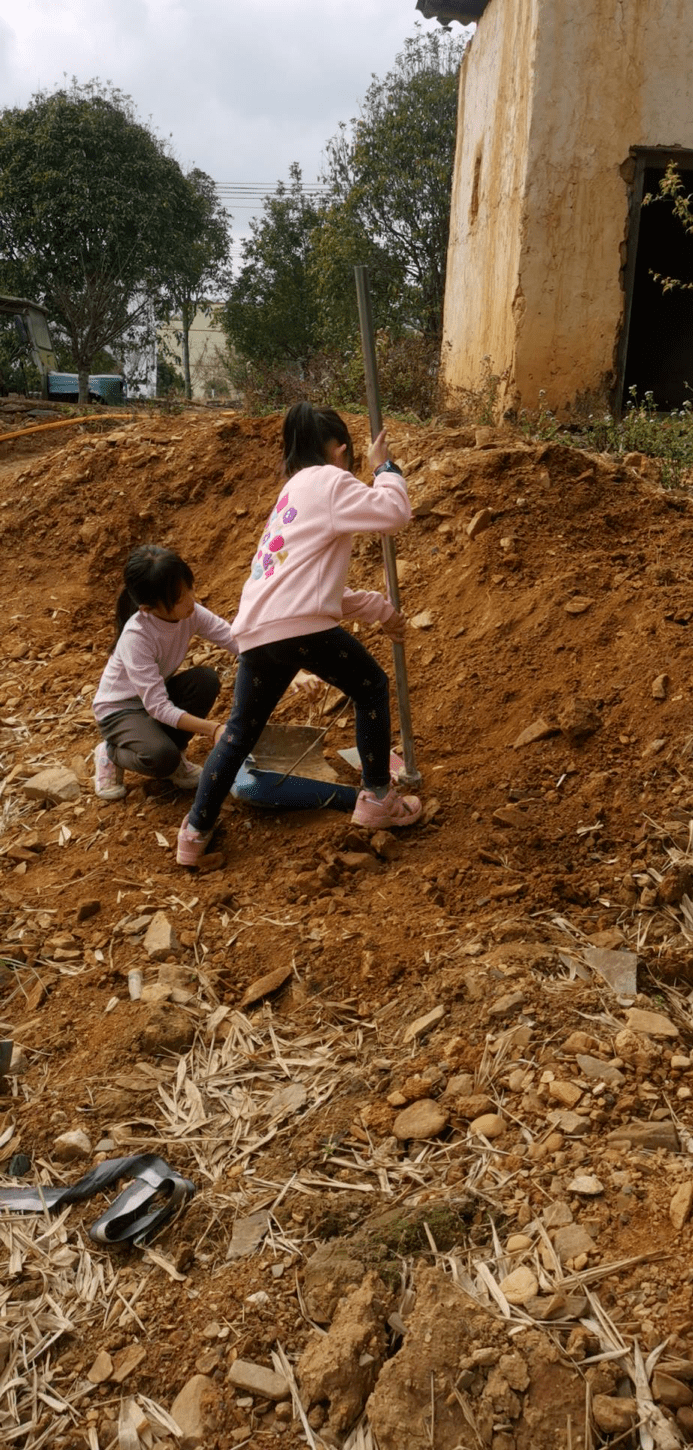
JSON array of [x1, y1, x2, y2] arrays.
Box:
[[250, 491, 298, 581]]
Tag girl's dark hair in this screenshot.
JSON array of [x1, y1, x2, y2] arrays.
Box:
[[112, 545, 194, 648], [282, 401, 354, 477]]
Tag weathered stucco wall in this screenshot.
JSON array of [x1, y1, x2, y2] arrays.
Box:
[[443, 0, 538, 401], [442, 0, 693, 412]]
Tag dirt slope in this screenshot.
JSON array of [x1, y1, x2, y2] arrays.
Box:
[[2, 405, 693, 1449]]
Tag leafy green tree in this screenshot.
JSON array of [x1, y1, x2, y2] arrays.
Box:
[[222, 163, 321, 368], [0, 81, 220, 402], [314, 27, 465, 343], [158, 167, 232, 399]]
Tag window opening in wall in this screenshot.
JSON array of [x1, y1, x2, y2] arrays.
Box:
[[618, 148, 693, 412]]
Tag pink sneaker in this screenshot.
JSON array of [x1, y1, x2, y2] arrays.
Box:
[[352, 786, 422, 829], [176, 813, 214, 866], [168, 755, 203, 788], [93, 740, 125, 801]]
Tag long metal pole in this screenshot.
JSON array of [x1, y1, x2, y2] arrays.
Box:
[[354, 264, 422, 789]]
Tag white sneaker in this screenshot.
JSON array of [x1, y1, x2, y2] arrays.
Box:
[[93, 740, 125, 801], [168, 755, 203, 789]]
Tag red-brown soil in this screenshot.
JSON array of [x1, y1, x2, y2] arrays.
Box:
[[2, 402, 693, 1448]]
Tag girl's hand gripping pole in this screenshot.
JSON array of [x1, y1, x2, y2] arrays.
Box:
[[354, 264, 422, 790]]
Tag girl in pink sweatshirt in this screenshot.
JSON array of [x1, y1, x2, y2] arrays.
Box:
[[177, 402, 421, 865], [92, 545, 238, 800]]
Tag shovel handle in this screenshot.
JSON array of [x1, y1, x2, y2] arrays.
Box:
[[354, 265, 422, 789]]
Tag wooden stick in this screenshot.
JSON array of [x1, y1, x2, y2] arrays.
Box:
[[354, 265, 422, 788]]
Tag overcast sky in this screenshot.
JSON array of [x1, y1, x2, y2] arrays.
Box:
[[0, 0, 469, 261]]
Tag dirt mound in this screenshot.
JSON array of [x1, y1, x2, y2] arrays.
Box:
[[2, 408, 693, 1447]]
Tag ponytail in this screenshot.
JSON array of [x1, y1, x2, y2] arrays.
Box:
[[282, 402, 354, 477], [112, 586, 137, 650]]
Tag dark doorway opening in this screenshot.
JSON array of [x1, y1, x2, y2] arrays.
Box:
[[618, 148, 693, 413]]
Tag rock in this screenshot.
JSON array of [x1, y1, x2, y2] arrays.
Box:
[[410, 610, 434, 630], [456, 1093, 494, 1120], [548, 1080, 583, 1109], [608, 1119, 679, 1152], [613, 1028, 659, 1069], [513, 717, 555, 749], [228, 1359, 289, 1401], [370, 830, 399, 860], [467, 507, 493, 538], [499, 1266, 538, 1305], [139, 1003, 195, 1056], [575, 1053, 624, 1086], [469, 1113, 506, 1139], [393, 1100, 449, 1141], [506, 1234, 533, 1252], [553, 1224, 597, 1263], [592, 1394, 638, 1433], [444, 1072, 475, 1098], [670, 1182, 693, 1230], [562, 1031, 600, 1055], [557, 696, 600, 742], [23, 766, 80, 804], [140, 982, 171, 1005], [170, 1374, 220, 1449], [87, 1350, 114, 1384], [625, 1007, 679, 1038], [568, 1175, 604, 1196], [652, 673, 669, 700], [75, 898, 101, 922], [583, 947, 638, 996], [143, 911, 180, 960], [492, 805, 526, 828], [489, 991, 524, 1017], [226, 1210, 270, 1260], [402, 1006, 445, 1044], [564, 597, 594, 616], [240, 961, 293, 1007], [303, 1242, 366, 1324], [297, 1272, 388, 1435], [546, 1109, 590, 1135], [112, 1343, 147, 1383], [652, 1372, 693, 1408], [53, 1129, 91, 1162], [678, 1406, 693, 1436], [543, 1202, 573, 1229]]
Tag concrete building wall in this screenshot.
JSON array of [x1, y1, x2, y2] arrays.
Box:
[[443, 0, 538, 399], [158, 306, 231, 399], [442, 0, 693, 413]]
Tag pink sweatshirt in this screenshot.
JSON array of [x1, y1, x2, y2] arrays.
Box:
[[231, 463, 410, 653], [93, 603, 238, 730]]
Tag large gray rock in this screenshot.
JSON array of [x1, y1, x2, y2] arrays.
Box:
[[170, 1374, 219, 1449], [228, 1359, 289, 1401], [24, 766, 80, 804], [143, 911, 180, 960], [393, 1099, 448, 1141]]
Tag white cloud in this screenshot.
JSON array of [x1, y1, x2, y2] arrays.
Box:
[[0, 0, 443, 185]]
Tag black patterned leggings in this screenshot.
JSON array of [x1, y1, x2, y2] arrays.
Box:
[[188, 627, 390, 831]]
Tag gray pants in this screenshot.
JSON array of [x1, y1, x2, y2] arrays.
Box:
[[98, 667, 220, 779]]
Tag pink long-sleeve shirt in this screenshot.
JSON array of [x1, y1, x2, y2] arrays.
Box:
[[93, 603, 238, 730], [231, 463, 410, 653]]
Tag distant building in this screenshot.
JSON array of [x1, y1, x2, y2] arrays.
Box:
[[442, 0, 693, 414], [158, 305, 234, 400]]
